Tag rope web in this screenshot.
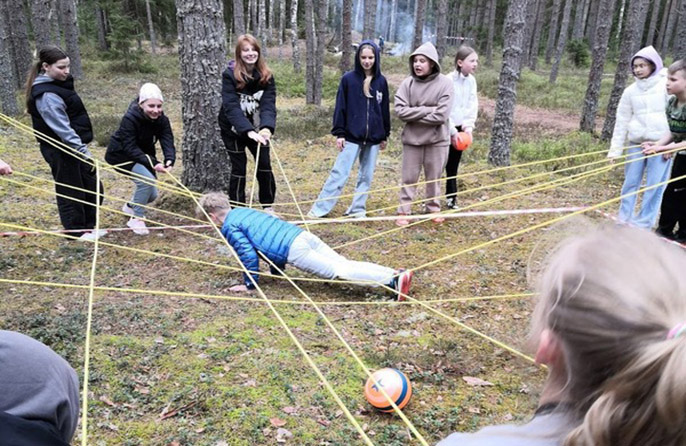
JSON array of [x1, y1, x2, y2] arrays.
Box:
[[1, 112, 683, 444]]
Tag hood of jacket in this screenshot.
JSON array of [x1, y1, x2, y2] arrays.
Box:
[[631, 45, 663, 79], [354, 40, 382, 79], [409, 42, 441, 81]]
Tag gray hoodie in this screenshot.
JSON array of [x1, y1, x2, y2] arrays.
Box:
[[394, 42, 454, 146]]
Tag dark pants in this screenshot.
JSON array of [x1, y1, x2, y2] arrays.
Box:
[[657, 153, 686, 237], [445, 147, 464, 200], [221, 133, 276, 207], [39, 145, 103, 236]]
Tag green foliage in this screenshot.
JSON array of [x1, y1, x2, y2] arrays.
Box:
[[566, 39, 590, 68], [513, 131, 606, 165], [90, 113, 122, 147], [277, 105, 333, 140]]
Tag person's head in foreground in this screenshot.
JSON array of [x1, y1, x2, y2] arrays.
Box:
[[533, 225, 686, 445], [197, 192, 233, 225]]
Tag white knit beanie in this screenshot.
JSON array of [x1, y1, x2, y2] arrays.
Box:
[[138, 83, 164, 104]]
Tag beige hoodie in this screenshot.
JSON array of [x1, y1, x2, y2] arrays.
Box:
[[394, 42, 454, 146]]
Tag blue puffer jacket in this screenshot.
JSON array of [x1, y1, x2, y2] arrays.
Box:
[[221, 208, 303, 288], [331, 40, 390, 145]]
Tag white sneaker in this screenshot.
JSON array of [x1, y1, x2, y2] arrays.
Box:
[[127, 217, 149, 235], [79, 229, 108, 241], [306, 210, 319, 219], [122, 203, 135, 217], [263, 207, 277, 216]]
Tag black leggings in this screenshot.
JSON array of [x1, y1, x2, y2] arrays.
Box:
[[221, 133, 276, 206], [40, 144, 104, 235], [657, 154, 686, 236]]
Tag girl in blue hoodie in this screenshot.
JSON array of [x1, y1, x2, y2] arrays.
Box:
[[308, 41, 390, 218]]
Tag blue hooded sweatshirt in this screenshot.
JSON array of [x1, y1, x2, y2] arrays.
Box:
[[331, 40, 390, 145]]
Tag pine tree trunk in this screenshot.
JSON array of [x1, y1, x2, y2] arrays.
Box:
[[645, 0, 663, 46], [256, 0, 264, 44], [95, 5, 109, 50], [290, 0, 301, 72], [657, 0, 673, 53], [571, 0, 588, 39], [233, 0, 245, 36], [412, 0, 426, 50], [304, 0, 316, 103], [59, 0, 82, 79], [660, 0, 678, 54], [586, 0, 602, 46], [0, 0, 18, 115], [176, 0, 231, 191], [435, 0, 448, 60], [363, 0, 375, 39], [602, 0, 650, 140], [267, 0, 275, 45], [31, 0, 55, 49], [485, 0, 498, 66], [528, 0, 544, 70], [580, 0, 617, 132], [545, 0, 562, 64], [145, 0, 157, 54], [314, 0, 325, 105], [6, 0, 31, 89], [549, 0, 573, 83], [489, 0, 530, 167], [278, 0, 286, 58], [671, 0, 686, 59], [340, 0, 352, 73], [521, 0, 539, 68]]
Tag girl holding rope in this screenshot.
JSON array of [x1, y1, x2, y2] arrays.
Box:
[[105, 83, 176, 235], [439, 226, 686, 446], [307, 40, 390, 219], [26, 45, 104, 241], [218, 34, 277, 212]]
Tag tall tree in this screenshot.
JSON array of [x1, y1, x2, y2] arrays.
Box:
[[485, 0, 498, 65], [545, 0, 563, 64], [314, 0, 326, 105], [586, 0, 602, 46], [176, 0, 231, 191], [59, 0, 82, 78], [571, 0, 589, 39], [145, 0, 157, 54], [290, 0, 301, 72], [528, 0, 545, 70], [601, 0, 650, 140], [435, 0, 448, 60], [672, 0, 686, 59], [95, 4, 109, 50], [31, 0, 56, 49], [233, 0, 245, 36], [256, 0, 264, 43], [412, 0, 426, 50], [645, 0, 662, 46], [549, 0, 573, 83], [580, 0, 617, 132], [656, 0, 673, 53], [362, 0, 376, 39], [339, 0, 352, 73], [0, 0, 19, 115], [660, 0, 678, 54], [521, 0, 539, 68], [6, 0, 31, 89], [304, 0, 316, 103], [389, 0, 397, 41], [489, 0, 530, 167], [278, 0, 286, 58]]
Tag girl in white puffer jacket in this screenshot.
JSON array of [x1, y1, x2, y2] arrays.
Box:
[[608, 45, 671, 228]]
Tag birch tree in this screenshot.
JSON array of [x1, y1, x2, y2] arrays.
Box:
[[489, 0, 530, 167], [176, 0, 231, 191], [580, 0, 617, 132]]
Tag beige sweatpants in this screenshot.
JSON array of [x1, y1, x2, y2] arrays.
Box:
[[398, 143, 449, 215]]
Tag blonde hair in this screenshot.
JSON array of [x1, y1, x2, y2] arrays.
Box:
[[233, 34, 272, 90], [359, 44, 375, 98], [668, 59, 686, 78], [532, 226, 686, 446], [196, 192, 231, 218]]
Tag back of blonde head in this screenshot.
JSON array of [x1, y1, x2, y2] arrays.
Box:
[[533, 226, 686, 446], [196, 192, 231, 218]]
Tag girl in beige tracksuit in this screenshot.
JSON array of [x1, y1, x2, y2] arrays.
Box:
[[394, 42, 454, 225]]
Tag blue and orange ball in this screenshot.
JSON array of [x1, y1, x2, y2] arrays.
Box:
[[364, 368, 413, 412]]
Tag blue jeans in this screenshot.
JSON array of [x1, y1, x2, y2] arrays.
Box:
[[309, 141, 380, 217], [618, 146, 672, 228], [130, 163, 158, 218]]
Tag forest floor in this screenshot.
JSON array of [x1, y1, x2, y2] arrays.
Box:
[[0, 50, 622, 446]]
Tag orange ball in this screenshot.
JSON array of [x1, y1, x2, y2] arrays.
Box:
[[364, 368, 413, 412], [454, 131, 473, 151]]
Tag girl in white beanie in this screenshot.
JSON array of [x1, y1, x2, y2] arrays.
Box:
[[105, 82, 176, 235]]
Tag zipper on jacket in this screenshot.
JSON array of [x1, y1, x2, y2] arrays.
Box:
[[364, 97, 370, 144]]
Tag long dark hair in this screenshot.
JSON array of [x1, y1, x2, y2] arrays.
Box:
[[24, 45, 69, 110]]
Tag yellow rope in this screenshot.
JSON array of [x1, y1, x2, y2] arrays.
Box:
[[248, 142, 260, 208], [167, 172, 377, 446], [80, 161, 102, 445], [270, 140, 312, 232]]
